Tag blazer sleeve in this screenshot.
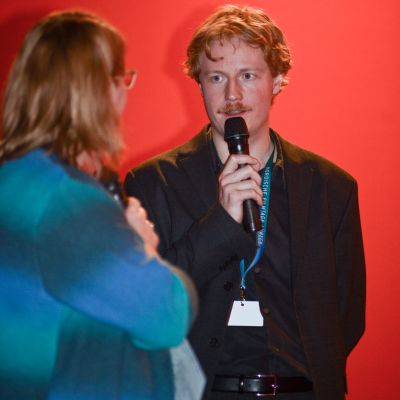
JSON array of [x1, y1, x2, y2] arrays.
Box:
[[34, 173, 196, 350], [124, 170, 257, 288], [334, 180, 366, 354]]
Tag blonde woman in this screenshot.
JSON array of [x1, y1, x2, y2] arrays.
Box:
[[0, 11, 196, 399]]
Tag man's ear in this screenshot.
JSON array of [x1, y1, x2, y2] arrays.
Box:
[[272, 74, 283, 95]]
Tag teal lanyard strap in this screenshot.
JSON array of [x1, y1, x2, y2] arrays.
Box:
[[239, 154, 273, 295]]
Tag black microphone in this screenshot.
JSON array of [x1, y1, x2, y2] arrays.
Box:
[[224, 116, 262, 233], [99, 168, 128, 209]]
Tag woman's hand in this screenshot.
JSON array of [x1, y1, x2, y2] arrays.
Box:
[[124, 197, 159, 256]]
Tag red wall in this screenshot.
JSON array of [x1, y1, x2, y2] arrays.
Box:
[[1, 1, 399, 398]]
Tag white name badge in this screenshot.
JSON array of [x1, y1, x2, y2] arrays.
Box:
[[227, 300, 264, 326]]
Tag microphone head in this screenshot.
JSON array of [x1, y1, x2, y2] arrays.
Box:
[[224, 116, 249, 142]]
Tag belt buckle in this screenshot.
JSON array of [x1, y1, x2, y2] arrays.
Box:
[[255, 374, 278, 397]]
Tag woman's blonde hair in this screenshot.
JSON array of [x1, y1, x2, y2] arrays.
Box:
[[184, 5, 292, 85], [1, 10, 126, 166]]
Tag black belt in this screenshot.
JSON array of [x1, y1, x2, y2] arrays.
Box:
[[212, 374, 313, 396]]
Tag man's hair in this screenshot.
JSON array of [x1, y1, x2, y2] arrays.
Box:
[[1, 10, 126, 166], [184, 4, 292, 85]]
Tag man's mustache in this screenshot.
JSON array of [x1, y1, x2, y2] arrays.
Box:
[[217, 102, 252, 114]]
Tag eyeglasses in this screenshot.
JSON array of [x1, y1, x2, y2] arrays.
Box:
[[124, 69, 137, 89], [113, 69, 137, 90]]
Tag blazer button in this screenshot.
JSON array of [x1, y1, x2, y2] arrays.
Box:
[[224, 281, 233, 291], [209, 337, 219, 348], [254, 266, 261, 274], [262, 307, 270, 315]]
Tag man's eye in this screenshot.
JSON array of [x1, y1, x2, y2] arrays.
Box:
[[243, 72, 255, 80], [209, 75, 223, 83]]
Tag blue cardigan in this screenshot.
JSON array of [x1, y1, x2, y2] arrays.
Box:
[[0, 149, 195, 399]]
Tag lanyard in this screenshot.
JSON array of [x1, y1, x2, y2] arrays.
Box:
[[239, 153, 274, 301]]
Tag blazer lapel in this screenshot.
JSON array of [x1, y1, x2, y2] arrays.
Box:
[[170, 129, 218, 219], [282, 139, 314, 289]]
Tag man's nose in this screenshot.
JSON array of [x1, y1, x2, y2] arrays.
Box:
[[225, 78, 243, 101]]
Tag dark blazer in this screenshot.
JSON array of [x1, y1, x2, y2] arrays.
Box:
[[125, 126, 366, 400]]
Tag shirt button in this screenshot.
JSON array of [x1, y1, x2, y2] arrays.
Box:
[[224, 281, 233, 291], [209, 337, 219, 348]]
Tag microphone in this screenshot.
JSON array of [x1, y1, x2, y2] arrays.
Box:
[[224, 116, 262, 233], [99, 168, 128, 209]]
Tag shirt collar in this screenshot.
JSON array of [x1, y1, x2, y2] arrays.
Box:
[[269, 128, 284, 171]]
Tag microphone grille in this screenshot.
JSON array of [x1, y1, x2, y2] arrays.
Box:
[[224, 117, 248, 142]]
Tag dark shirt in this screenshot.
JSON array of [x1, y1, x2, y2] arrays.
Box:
[[208, 129, 308, 377]]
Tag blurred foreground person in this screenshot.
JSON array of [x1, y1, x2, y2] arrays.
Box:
[[0, 11, 196, 400]]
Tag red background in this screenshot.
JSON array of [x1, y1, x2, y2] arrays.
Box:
[[1, 1, 399, 398]]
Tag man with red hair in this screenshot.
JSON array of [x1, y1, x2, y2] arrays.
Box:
[[126, 5, 365, 399]]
